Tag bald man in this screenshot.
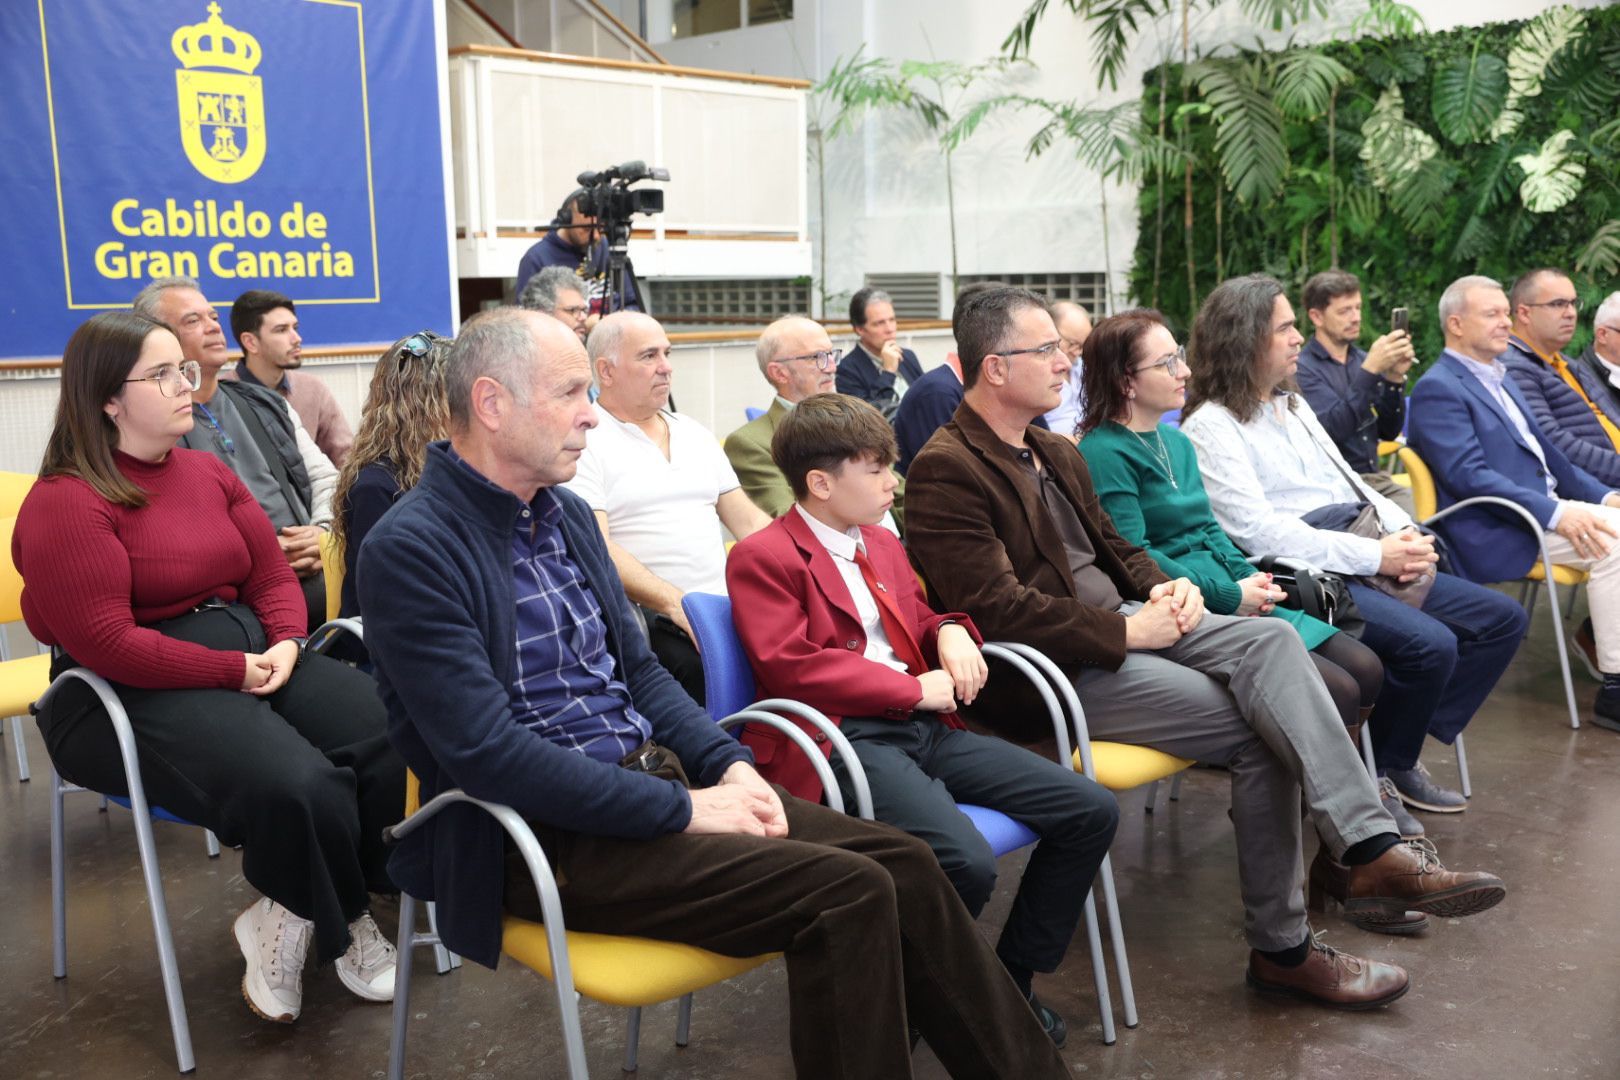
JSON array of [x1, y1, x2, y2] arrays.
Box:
[[565, 312, 771, 703], [726, 315, 906, 530], [1041, 301, 1094, 441]]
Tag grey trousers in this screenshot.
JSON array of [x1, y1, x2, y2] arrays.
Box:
[[1075, 606, 1394, 951], [1361, 469, 1417, 517]]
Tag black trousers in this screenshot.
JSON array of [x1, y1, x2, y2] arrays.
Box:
[[37, 605, 404, 963], [505, 789, 1069, 1080], [832, 715, 1119, 975], [645, 611, 706, 706]]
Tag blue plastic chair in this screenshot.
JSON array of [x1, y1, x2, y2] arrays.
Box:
[[1159, 409, 1182, 429], [680, 592, 1132, 1043], [744, 406, 767, 422]]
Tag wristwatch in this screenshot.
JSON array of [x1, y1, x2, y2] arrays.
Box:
[[288, 637, 309, 668]]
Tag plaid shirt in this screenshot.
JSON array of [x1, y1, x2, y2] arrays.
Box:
[[509, 487, 651, 763]]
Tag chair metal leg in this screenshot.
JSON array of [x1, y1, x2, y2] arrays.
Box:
[[1097, 853, 1139, 1028], [675, 992, 693, 1047], [51, 768, 67, 978], [426, 900, 461, 973], [7, 713, 30, 781], [1518, 579, 1537, 615], [1080, 890, 1116, 1044], [127, 795, 196, 1072], [1542, 578, 1582, 730], [623, 1005, 643, 1072], [386, 892, 418, 1080], [1359, 723, 1377, 778], [204, 831, 220, 858], [1454, 734, 1472, 799], [1142, 779, 1159, 814], [1168, 773, 1183, 801]]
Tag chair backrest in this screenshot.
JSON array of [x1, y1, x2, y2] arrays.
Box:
[[0, 472, 35, 518], [0, 517, 24, 625], [319, 528, 343, 622], [1159, 409, 1181, 429], [744, 406, 766, 422], [680, 592, 757, 720], [1396, 446, 1438, 520]]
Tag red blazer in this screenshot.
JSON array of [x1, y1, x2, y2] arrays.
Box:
[[726, 509, 980, 801]]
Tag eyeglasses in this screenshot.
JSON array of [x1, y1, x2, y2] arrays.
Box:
[[995, 340, 1064, 361], [1059, 337, 1086, 358], [123, 361, 201, 399], [557, 303, 590, 318], [776, 348, 843, 372], [1131, 345, 1187, 378], [396, 331, 439, 369], [1524, 298, 1581, 313]]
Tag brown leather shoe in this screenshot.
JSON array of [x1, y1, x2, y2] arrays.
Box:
[[1307, 848, 1429, 935], [1345, 839, 1506, 919], [1247, 935, 1410, 1010]]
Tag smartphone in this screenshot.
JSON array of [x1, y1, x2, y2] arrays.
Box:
[[1391, 307, 1409, 335]]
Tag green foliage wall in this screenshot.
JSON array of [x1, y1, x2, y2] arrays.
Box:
[[1130, 5, 1620, 366]]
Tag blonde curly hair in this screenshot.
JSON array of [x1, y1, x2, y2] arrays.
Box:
[[331, 331, 453, 563]]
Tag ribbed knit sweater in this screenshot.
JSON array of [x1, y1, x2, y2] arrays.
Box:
[[11, 448, 305, 689]]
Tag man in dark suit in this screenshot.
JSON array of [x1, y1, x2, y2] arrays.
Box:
[[727, 392, 1117, 1046], [905, 285, 1507, 1010], [1409, 274, 1620, 729], [836, 287, 924, 420], [359, 306, 1071, 1079]]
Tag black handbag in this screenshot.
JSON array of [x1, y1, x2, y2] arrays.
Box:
[[1252, 556, 1367, 638]]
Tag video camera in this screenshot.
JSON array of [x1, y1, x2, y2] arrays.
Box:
[[575, 160, 669, 240], [572, 160, 668, 315]]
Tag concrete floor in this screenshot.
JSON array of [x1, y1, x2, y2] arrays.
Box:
[[2, 596, 1618, 1079]]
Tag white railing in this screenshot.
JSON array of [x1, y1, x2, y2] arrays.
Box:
[[448, 45, 811, 281]]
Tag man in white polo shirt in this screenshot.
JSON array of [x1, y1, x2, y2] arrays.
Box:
[[567, 312, 772, 703]]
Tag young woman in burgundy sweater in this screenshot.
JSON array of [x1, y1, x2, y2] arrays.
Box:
[[13, 312, 404, 1025]]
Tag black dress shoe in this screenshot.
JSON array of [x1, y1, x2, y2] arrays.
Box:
[[1593, 685, 1620, 733], [1026, 989, 1067, 1048]]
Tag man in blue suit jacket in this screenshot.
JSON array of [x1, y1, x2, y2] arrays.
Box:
[[836, 287, 925, 420], [1409, 275, 1620, 729]]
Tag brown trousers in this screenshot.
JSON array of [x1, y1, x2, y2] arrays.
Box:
[[506, 789, 1070, 1080]]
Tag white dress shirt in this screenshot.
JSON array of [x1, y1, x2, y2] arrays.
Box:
[[1181, 393, 1412, 576], [792, 504, 908, 674]]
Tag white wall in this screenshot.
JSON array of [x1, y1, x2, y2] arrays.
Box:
[[649, 0, 1612, 312]]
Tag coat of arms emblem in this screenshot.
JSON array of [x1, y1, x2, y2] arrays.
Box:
[[172, 2, 264, 184]]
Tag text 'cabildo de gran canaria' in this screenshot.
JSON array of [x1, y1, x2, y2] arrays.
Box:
[[95, 198, 356, 280]]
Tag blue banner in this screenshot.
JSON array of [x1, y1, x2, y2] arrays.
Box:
[[0, 0, 454, 358]]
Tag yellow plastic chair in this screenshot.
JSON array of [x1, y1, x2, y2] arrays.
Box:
[[1377, 440, 1412, 489], [318, 529, 344, 623], [0, 471, 35, 518], [1399, 446, 1584, 734], [383, 706, 863, 1080], [0, 517, 49, 782]]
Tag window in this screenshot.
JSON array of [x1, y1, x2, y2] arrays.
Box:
[[669, 0, 792, 39], [643, 277, 810, 320], [959, 272, 1111, 317]]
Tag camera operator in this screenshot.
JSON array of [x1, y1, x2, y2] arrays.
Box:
[[515, 188, 645, 324]]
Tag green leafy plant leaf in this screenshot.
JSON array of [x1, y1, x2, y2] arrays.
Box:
[[1491, 5, 1587, 138], [1575, 219, 1620, 277], [1358, 84, 1439, 191], [1514, 129, 1586, 212], [1190, 57, 1289, 205], [1430, 48, 1508, 144], [1272, 49, 1353, 119]]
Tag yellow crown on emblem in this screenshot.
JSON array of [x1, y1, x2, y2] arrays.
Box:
[[171, 2, 261, 75]]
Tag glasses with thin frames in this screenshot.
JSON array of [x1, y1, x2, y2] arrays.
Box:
[[1131, 345, 1187, 378], [995, 340, 1064, 361], [776, 348, 843, 372], [1524, 298, 1581, 313], [123, 360, 202, 399]]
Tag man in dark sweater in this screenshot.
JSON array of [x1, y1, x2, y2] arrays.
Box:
[[357, 307, 1069, 1079], [513, 189, 643, 320]]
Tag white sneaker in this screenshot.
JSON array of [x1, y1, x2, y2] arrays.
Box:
[[335, 911, 397, 1002], [234, 897, 311, 1023]]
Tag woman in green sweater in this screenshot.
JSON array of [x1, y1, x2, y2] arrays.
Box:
[[1077, 309, 1383, 741]]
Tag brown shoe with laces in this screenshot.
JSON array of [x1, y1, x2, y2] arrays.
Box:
[[1247, 934, 1409, 1010], [1307, 848, 1429, 935], [1345, 839, 1506, 919]]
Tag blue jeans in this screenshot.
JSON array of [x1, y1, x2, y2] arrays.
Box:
[[1347, 572, 1529, 771]]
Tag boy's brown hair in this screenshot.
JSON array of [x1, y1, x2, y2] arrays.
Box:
[[771, 392, 897, 499]]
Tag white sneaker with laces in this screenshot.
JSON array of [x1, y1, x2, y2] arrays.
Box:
[[335, 911, 397, 1002], [234, 897, 311, 1023]]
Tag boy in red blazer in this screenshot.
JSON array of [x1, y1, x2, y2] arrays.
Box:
[[727, 393, 1120, 1046]]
